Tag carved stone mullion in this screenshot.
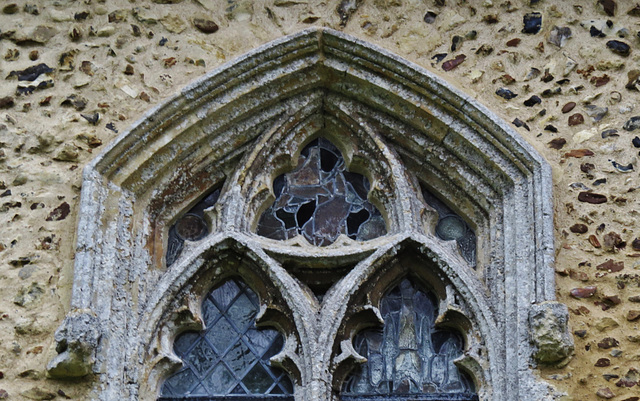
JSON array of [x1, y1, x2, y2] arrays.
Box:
[[49, 29, 562, 401], [317, 235, 498, 398]]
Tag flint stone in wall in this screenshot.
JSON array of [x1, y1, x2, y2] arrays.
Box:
[[530, 301, 574, 364]]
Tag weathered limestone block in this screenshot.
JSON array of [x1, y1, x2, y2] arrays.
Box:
[[46, 309, 101, 378], [530, 301, 574, 364]]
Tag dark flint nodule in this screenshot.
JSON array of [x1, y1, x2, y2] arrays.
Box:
[[524, 95, 541, 107], [81, 113, 99, 125], [544, 125, 558, 133], [432, 53, 447, 63], [541, 71, 554, 82], [598, 0, 616, 16], [623, 116, 640, 131], [562, 102, 576, 113], [570, 224, 588, 234], [512, 118, 530, 131], [8, 63, 54, 81], [574, 330, 587, 338], [598, 337, 619, 349], [541, 87, 561, 97], [193, 18, 219, 34], [628, 4, 640, 16], [611, 160, 633, 172], [578, 192, 607, 204], [568, 113, 584, 126], [75, 11, 89, 20], [424, 11, 437, 24], [442, 54, 465, 71], [451, 35, 463, 51], [0, 96, 14, 109], [496, 88, 517, 99], [590, 26, 606, 37], [601, 128, 619, 138], [548, 138, 566, 149], [522, 12, 542, 34], [632, 136, 640, 148], [606, 40, 631, 56], [337, 0, 361, 27]]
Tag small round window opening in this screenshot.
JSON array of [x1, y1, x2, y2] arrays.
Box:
[[257, 138, 387, 246], [341, 279, 477, 401]]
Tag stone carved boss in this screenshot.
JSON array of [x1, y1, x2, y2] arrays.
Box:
[[47, 29, 569, 401]]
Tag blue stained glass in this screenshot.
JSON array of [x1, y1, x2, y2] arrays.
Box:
[[421, 188, 476, 268], [159, 279, 293, 400], [257, 138, 387, 246], [342, 279, 477, 401]]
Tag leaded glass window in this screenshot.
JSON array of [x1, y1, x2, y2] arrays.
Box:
[[342, 279, 477, 401], [257, 138, 386, 246], [421, 188, 476, 268], [159, 279, 293, 400], [166, 188, 221, 267]]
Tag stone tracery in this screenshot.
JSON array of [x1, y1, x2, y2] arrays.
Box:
[[47, 28, 567, 401]]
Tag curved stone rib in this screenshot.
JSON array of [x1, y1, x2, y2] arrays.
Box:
[[316, 234, 502, 400], [135, 233, 317, 398], [53, 28, 558, 401]]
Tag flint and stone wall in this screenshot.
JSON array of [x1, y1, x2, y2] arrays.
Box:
[[0, 0, 639, 400]]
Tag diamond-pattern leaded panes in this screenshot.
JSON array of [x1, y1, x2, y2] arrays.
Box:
[[342, 279, 477, 401], [166, 188, 221, 267], [159, 279, 293, 400], [421, 188, 476, 268], [257, 138, 386, 246]]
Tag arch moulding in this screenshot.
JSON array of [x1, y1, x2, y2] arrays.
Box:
[[47, 28, 571, 401]]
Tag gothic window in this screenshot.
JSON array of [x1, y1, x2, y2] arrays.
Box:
[[159, 279, 293, 400], [342, 279, 477, 401], [49, 28, 563, 401]]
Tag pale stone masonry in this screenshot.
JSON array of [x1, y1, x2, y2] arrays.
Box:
[[0, 1, 639, 400]]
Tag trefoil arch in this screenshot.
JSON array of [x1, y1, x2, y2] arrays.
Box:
[[47, 28, 570, 401]]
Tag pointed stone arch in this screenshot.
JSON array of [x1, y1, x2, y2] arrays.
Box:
[[47, 28, 569, 401]]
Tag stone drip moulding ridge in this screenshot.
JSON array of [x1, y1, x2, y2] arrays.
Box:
[[47, 28, 569, 401]]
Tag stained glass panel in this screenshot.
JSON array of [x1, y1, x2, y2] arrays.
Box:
[[342, 279, 477, 401], [257, 138, 386, 246], [166, 188, 221, 267], [159, 279, 293, 400], [421, 188, 476, 268]]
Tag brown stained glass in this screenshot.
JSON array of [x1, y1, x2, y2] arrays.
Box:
[[341, 279, 477, 401], [159, 279, 293, 400], [166, 188, 221, 267], [257, 138, 386, 246]]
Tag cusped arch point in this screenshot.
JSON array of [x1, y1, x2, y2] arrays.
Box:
[[47, 28, 567, 401]]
